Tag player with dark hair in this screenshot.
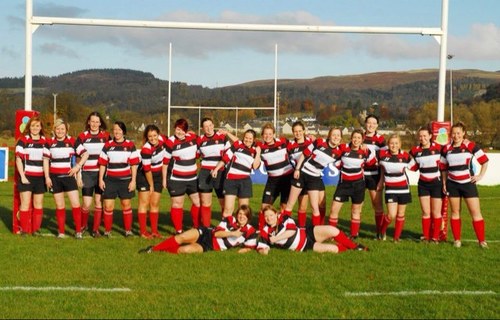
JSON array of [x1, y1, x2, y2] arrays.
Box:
[[139, 204, 257, 254], [377, 134, 417, 242], [98, 121, 140, 237], [287, 121, 315, 227], [328, 129, 376, 239], [409, 126, 444, 243], [282, 127, 343, 226], [15, 116, 49, 235], [363, 114, 387, 239], [44, 119, 89, 239], [75, 111, 110, 237], [257, 205, 367, 255], [164, 118, 200, 234], [136, 124, 166, 238], [197, 117, 231, 227], [211, 129, 261, 218], [441, 122, 489, 248]]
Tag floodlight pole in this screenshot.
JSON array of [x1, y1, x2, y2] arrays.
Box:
[[52, 93, 58, 124]]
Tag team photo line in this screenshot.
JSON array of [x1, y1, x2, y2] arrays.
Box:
[[14, 111, 490, 255]]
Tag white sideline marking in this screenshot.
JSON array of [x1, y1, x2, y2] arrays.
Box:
[[345, 290, 496, 297], [0, 286, 131, 292]]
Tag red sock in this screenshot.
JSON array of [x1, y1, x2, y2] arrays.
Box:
[[328, 217, 338, 227], [190, 205, 200, 229], [375, 211, 384, 233], [336, 243, 348, 253], [333, 231, 357, 249], [394, 216, 405, 241], [103, 210, 113, 232], [319, 207, 326, 225], [56, 208, 66, 234], [380, 215, 392, 236], [153, 235, 180, 253], [422, 217, 431, 240], [472, 219, 485, 242], [81, 208, 89, 230], [93, 208, 103, 232], [258, 211, 265, 231], [72, 207, 81, 233], [450, 218, 461, 241], [123, 208, 133, 232], [350, 218, 361, 237], [171, 207, 183, 233], [32, 208, 43, 232], [297, 210, 306, 227], [20, 210, 30, 233], [138, 212, 147, 234], [150, 211, 159, 234], [312, 214, 321, 226], [200, 206, 211, 227], [432, 217, 442, 241]]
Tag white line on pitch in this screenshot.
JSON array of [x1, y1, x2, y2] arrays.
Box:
[[344, 290, 496, 297], [0, 286, 131, 292]]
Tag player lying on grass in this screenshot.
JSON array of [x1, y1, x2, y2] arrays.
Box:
[[138, 205, 257, 254], [256, 205, 368, 255]]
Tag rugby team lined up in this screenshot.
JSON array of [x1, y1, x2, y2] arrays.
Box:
[[15, 111, 489, 255]]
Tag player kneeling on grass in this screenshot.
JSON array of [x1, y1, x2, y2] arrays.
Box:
[[256, 205, 367, 255], [139, 205, 257, 254]]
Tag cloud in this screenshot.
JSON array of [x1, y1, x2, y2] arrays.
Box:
[[449, 23, 500, 60], [33, 9, 499, 63], [1, 46, 18, 59], [39, 42, 80, 58], [35, 2, 88, 17]]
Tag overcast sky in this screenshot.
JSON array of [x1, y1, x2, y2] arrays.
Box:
[[1, 0, 499, 88]]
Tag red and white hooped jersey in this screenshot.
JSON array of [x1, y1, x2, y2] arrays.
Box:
[[98, 139, 140, 179], [140, 140, 166, 175], [15, 135, 50, 177], [212, 216, 257, 251], [164, 133, 199, 181], [222, 140, 257, 180], [259, 137, 293, 177], [287, 137, 313, 168], [259, 214, 308, 252], [75, 130, 110, 172], [410, 143, 443, 183], [47, 136, 87, 175], [197, 132, 230, 170], [300, 138, 342, 177], [440, 141, 488, 184], [363, 132, 386, 176], [379, 149, 417, 194], [337, 143, 376, 182]]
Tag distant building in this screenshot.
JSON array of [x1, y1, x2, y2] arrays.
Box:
[[282, 123, 292, 135]]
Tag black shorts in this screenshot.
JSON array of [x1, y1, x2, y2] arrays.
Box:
[[17, 175, 46, 194], [333, 179, 366, 204], [302, 226, 316, 251], [223, 178, 253, 198], [50, 174, 78, 194], [137, 171, 163, 193], [385, 193, 412, 205], [262, 174, 292, 205], [446, 180, 479, 198], [291, 171, 325, 191], [167, 179, 198, 197], [81, 171, 103, 197], [418, 180, 443, 198], [364, 174, 380, 191], [198, 168, 225, 199], [196, 227, 214, 252], [102, 177, 135, 200]]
